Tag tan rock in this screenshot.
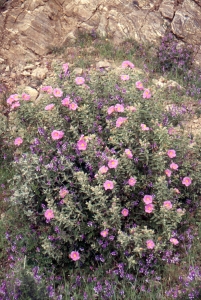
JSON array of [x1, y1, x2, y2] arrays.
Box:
[[166, 80, 183, 90], [136, 0, 159, 9], [152, 78, 167, 88], [10, 73, 16, 79], [73, 68, 83, 75], [32, 67, 48, 80], [1, 0, 201, 67], [96, 60, 111, 69], [22, 71, 31, 76], [153, 77, 184, 91], [23, 86, 38, 101], [0, 0, 168, 66], [0, 64, 6, 71], [159, 0, 175, 19], [172, 0, 201, 42], [24, 64, 35, 70]]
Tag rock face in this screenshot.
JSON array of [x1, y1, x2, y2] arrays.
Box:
[[159, 0, 175, 19], [1, 0, 201, 65]]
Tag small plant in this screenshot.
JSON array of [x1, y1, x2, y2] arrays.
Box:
[[0, 261, 59, 300], [75, 29, 98, 48], [47, 46, 66, 55], [157, 32, 193, 74]]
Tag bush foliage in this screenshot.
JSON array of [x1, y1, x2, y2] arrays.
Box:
[[6, 62, 201, 277]]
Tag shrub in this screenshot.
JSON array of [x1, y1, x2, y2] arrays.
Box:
[[157, 32, 193, 73], [7, 62, 201, 274]]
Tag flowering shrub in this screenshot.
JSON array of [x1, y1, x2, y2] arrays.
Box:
[[157, 33, 193, 73], [8, 61, 201, 273]]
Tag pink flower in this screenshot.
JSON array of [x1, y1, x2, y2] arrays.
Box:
[[182, 177, 192, 187], [83, 84, 90, 89], [100, 229, 109, 237], [121, 60, 134, 69], [125, 149, 133, 159], [14, 137, 23, 146], [170, 162, 178, 170], [46, 86, 53, 94], [170, 238, 179, 245], [42, 86, 53, 94], [108, 159, 118, 169], [51, 130, 64, 140], [167, 149, 176, 158], [120, 74, 129, 81], [75, 77, 85, 85], [99, 166, 108, 174], [121, 208, 129, 217], [128, 177, 137, 186], [126, 106, 136, 112], [107, 106, 115, 115], [44, 209, 54, 221], [143, 195, 153, 205], [168, 128, 175, 135], [146, 240, 155, 249], [10, 94, 19, 101], [136, 81, 144, 90], [174, 188, 180, 194], [62, 63, 69, 73], [165, 169, 172, 177], [163, 201, 172, 210], [115, 104, 124, 112], [177, 208, 183, 214], [69, 102, 78, 110], [77, 139, 87, 150], [61, 97, 70, 107], [11, 101, 20, 109], [103, 180, 114, 190], [145, 204, 154, 213], [69, 251, 80, 261], [143, 89, 151, 99], [7, 94, 19, 107], [45, 103, 55, 111], [141, 123, 149, 131], [53, 88, 63, 98], [116, 117, 127, 128], [21, 93, 30, 101], [59, 188, 69, 198], [7, 97, 15, 105]]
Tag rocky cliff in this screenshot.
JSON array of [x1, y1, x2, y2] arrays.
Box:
[[1, 0, 201, 66]]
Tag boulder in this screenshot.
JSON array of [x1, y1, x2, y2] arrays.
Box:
[[96, 60, 111, 69], [73, 67, 83, 75], [32, 67, 48, 80]]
